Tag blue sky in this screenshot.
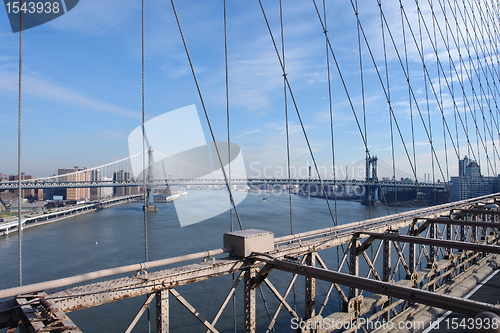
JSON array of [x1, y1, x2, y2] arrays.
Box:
[[0, 0, 498, 181]]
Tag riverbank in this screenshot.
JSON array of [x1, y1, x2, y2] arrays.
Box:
[[0, 195, 141, 236]]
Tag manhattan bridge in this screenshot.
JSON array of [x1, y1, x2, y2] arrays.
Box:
[[1, 0, 500, 332]]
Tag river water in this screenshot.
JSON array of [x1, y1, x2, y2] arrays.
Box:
[[0, 190, 412, 332]]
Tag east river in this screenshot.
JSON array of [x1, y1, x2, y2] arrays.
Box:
[[0, 190, 411, 332]]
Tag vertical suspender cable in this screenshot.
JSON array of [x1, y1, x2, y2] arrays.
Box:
[[279, 0, 297, 313], [279, 0, 293, 236], [170, 0, 244, 230], [260, 0, 337, 225], [224, 0, 232, 234], [223, 2, 236, 332], [417, 0, 437, 205], [450, 0, 461, 175], [356, 0, 371, 218], [324, 0, 342, 312], [377, 0, 397, 212], [400, 0, 418, 208], [17, 2, 23, 287], [141, 0, 148, 265], [312, 0, 391, 215], [141, 1, 150, 331]]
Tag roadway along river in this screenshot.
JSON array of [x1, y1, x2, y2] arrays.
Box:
[[0, 190, 409, 332]]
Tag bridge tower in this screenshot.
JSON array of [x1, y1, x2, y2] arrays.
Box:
[[144, 146, 158, 212], [362, 156, 381, 206]]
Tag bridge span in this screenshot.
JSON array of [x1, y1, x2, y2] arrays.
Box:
[[0, 178, 446, 189], [0, 193, 499, 332]]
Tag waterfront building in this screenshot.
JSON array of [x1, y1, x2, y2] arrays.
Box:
[[113, 170, 131, 196], [450, 156, 498, 201], [58, 166, 90, 201], [8, 173, 35, 200], [89, 169, 101, 200]]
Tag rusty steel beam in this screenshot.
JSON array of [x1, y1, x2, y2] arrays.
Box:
[[15, 294, 82, 333], [361, 232, 500, 254], [454, 209, 500, 216], [50, 259, 246, 312], [125, 293, 155, 333], [262, 278, 298, 320], [416, 218, 500, 235], [274, 194, 499, 244], [0, 247, 233, 300], [305, 253, 316, 319], [265, 255, 306, 333], [244, 267, 256, 333], [170, 288, 218, 333], [260, 257, 500, 317], [206, 271, 244, 333], [156, 290, 169, 333]]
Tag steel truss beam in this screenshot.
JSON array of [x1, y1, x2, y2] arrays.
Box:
[[205, 271, 244, 333], [424, 217, 500, 227], [170, 288, 218, 333], [50, 258, 244, 312], [156, 290, 169, 333], [341, 253, 495, 333], [15, 293, 82, 333], [125, 293, 155, 333], [361, 231, 500, 254], [415, 217, 500, 235], [260, 257, 500, 317], [455, 209, 500, 216], [244, 267, 256, 333], [316, 249, 488, 331], [305, 253, 316, 319], [264, 255, 306, 333]]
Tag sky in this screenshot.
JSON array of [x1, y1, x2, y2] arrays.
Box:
[[0, 0, 499, 181]]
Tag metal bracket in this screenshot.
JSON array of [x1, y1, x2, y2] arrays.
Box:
[[347, 295, 364, 314], [135, 269, 148, 280]]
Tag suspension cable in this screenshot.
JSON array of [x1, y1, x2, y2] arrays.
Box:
[[311, 0, 392, 214], [170, 0, 243, 230], [399, 0, 420, 208], [224, 0, 233, 234], [258, 0, 337, 225], [223, 2, 237, 332], [356, 0, 371, 217], [346, 0, 440, 206], [141, 1, 150, 331], [279, 0, 293, 236], [324, 0, 342, 311], [431, 0, 500, 172], [377, 0, 398, 212], [17, 3, 23, 287], [141, 0, 148, 264], [426, 0, 500, 190]]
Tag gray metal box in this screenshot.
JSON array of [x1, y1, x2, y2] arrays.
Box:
[[224, 229, 274, 257]]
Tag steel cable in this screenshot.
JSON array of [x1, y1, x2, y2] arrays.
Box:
[[17, 2, 23, 287], [223, 2, 237, 331], [258, 0, 338, 225], [141, 1, 150, 331], [170, 0, 244, 230]]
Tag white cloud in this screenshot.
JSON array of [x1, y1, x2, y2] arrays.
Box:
[[0, 71, 140, 118]]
